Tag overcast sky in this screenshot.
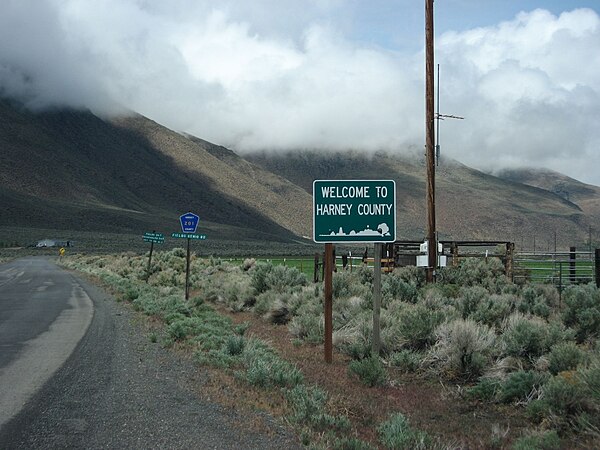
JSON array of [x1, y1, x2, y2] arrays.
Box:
[[1, 1, 599, 184]]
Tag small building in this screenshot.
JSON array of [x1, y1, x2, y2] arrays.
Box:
[[36, 239, 57, 248], [36, 239, 74, 248]]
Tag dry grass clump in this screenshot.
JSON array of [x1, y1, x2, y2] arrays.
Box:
[[427, 318, 496, 380]]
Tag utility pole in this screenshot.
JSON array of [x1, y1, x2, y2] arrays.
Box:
[[425, 0, 436, 283]]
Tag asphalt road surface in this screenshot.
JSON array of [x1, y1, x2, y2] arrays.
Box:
[[0, 257, 300, 449]]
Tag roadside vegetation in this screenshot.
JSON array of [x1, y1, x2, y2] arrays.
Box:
[[61, 250, 600, 449]]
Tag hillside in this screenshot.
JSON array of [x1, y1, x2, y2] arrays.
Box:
[[1, 96, 596, 251], [246, 151, 592, 248], [0, 99, 311, 245], [498, 168, 600, 227]]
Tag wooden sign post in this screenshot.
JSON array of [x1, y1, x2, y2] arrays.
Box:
[[324, 243, 334, 363]]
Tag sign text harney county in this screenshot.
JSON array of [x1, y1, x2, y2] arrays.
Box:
[[313, 180, 396, 243]]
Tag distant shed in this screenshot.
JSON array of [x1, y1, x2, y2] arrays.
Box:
[[36, 239, 57, 247], [36, 239, 74, 248]]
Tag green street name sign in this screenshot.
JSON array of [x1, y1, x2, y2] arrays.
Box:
[[143, 232, 164, 244], [171, 232, 207, 240], [313, 180, 396, 243]]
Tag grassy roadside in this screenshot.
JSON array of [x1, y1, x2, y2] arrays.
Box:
[[60, 251, 600, 449]]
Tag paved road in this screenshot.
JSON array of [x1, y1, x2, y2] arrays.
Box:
[[0, 257, 299, 449]]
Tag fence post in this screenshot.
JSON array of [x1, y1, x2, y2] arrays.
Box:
[[505, 242, 515, 281], [570, 246, 576, 284], [595, 249, 600, 288], [451, 242, 459, 267], [314, 253, 320, 283]]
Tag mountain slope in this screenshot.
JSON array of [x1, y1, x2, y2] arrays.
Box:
[[0, 99, 310, 242], [1, 96, 595, 250], [498, 168, 600, 225], [246, 151, 592, 247]]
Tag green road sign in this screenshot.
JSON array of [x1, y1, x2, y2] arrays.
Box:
[[171, 232, 207, 240], [143, 232, 164, 244], [144, 237, 165, 243], [313, 180, 396, 243]]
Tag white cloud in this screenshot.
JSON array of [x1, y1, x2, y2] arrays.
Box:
[[0, 1, 599, 184], [437, 8, 600, 183]]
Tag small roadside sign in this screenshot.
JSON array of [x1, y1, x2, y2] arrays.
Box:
[[171, 232, 207, 240], [180, 212, 200, 234], [313, 180, 396, 243], [143, 232, 165, 244]]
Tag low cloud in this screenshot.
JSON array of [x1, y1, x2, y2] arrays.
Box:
[[0, 2, 598, 184], [437, 8, 600, 182]]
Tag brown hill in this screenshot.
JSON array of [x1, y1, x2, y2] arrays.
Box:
[[0, 98, 311, 243], [245, 151, 592, 249], [498, 168, 600, 225], [1, 96, 595, 251]]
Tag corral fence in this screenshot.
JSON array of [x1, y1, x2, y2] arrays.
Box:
[[513, 247, 600, 290], [278, 245, 600, 288], [313, 240, 517, 282]]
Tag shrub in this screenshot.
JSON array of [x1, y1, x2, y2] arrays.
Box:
[[225, 335, 245, 356], [332, 437, 375, 450], [251, 262, 307, 295], [250, 261, 274, 294], [429, 319, 495, 380], [289, 312, 324, 344], [527, 373, 592, 426], [264, 265, 307, 293], [511, 430, 560, 450], [241, 258, 256, 271], [502, 314, 549, 360], [244, 354, 304, 389], [458, 286, 488, 319], [562, 284, 600, 342], [519, 285, 559, 320], [578, 362, 600, 402], [332, 270, 369, 299], [471, 294, 519, 329], [468, 378, 500, 402], [254, 291, 281, 316], [396, 304, 443, 350], [348, 356, 387, 387], [220, 277, 254, 312], [334, 315, 372, 360], [446, 257, 506, 290], [547, 342, 585, 375], [377, 413, 431, 450], [285, 385, 350, 432], [382, 275, 418, 303], [498, 370, 548, 404], [389, 350, 421, 373], [391, 265, 426, 288]]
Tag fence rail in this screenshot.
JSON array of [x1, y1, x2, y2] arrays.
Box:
[[514, 249, 597, 287]]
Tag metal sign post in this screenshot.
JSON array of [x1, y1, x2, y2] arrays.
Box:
[[143, 231, 165, 283], [186, 237, 191, 300], [172, 213, 206, 300]]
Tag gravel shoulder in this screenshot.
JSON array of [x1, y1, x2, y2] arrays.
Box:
[[0, 269, 301, 449]]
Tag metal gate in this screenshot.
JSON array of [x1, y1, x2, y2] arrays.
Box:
[[514, 249, 596, 286]]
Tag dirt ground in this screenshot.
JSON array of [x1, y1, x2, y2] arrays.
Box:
[[208, 307, 537, 449]]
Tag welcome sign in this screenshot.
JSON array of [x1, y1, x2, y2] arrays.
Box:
[[313, 180, 396, 243]]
